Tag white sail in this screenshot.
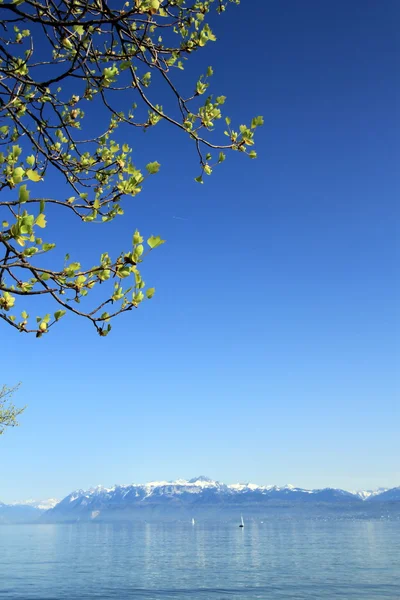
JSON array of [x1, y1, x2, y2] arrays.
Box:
[[240, 515, 244, 527], [191, 518, 195, 525]]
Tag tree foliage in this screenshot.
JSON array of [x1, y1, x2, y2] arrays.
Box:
[[0, 0, 263, 336], [0, 383, 25, 434]]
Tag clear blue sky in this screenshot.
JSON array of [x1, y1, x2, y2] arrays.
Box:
[[1, 0, 399, 502]]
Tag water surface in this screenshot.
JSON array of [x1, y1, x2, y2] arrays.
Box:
[[1, 520, 399, 599]]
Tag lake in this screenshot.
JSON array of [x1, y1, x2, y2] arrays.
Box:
[[1, 519, 399, 599]]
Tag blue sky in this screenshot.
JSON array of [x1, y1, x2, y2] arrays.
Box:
[[1, 0, 399, 502]]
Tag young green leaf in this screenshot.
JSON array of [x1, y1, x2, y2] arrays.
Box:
[[35, 214, 46, 228], [73, 25, 85, 36], [251, 116, 264, 129], [147, 235, 165, 249], [54, 310, 66, 321], [12, 167, 25, 184], [26, 169, 42, 182], [133, 230, 143, 244], [146, 161, 161, 174], [19, 185, 29, 203], [42, 243, 56, 252]]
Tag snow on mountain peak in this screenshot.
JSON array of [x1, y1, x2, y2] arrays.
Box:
[[189, 476, 215, 484], [10, 498, 59, 510], [350, 488, 389, 500]]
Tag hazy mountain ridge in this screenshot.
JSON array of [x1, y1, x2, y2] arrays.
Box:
[[0, 498, 59, 524], [8, 498, 59, 510]]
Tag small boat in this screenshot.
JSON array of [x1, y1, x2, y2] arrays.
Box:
[[191, 518, 195, 525], [239, 515, 244, 528]]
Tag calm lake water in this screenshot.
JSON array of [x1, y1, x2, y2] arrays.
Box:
[[1, 520, 399, 599]]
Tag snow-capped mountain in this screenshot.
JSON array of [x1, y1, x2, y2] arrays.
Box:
[[366, 487, 400, 502], [2, 479, 399, 524], [351, 489, 388, 500], [39, 477, 400, 524]]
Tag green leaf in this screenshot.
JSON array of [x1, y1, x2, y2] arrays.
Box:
[[23, 247, 38, 256], [98, 269, 111, 281], [146, 287, 155, 299], [75, 275, 86, 286], [19, 214, 34, 234], [116, 265, 131, 278], [251, 116, 264, 129], [194, 175, 203, 184], [12, 145, 22, 159], [62, 38, 73, 50], [42, 243, 56, 252], [54, 310, 66, 321], [218, 152, 226, 163], [26, 155, 35, 167], [73, 25, 85, 36], [35, 214, 46, 228], [99, 323, 112, 336], [18, 184, 29, 203], [133, 291, 144, 303], [206, 66, 213, 77], [12, 167, 24, 184], [147, 235, 165, 249], [146, 161, 161, 174], [26, 169, 42, 182], [133, 230, 143, 244], [68, 262, 81, 272]]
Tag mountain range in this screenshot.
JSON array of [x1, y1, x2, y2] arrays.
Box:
[[2, 477, 399, 524]]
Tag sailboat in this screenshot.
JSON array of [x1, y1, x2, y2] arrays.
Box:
[[191, 518, 195, 526], [239, 515, 244, 528]]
